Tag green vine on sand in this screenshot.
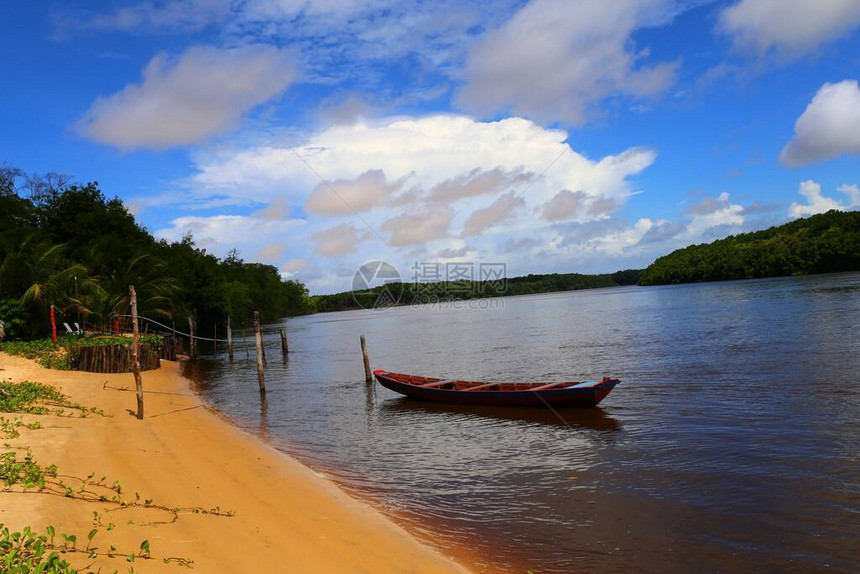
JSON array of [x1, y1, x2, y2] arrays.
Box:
[[0, 523, 192, 573], [0, 380, 107, 418]]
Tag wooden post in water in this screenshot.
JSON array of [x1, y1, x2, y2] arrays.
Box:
[[279, 329, 288, 358], [360, 335, 372, 384], [254, 311, 266, 393], [130, 285, 144, 420], [227, 315, 234, 362], [188, 315, 196, 358]]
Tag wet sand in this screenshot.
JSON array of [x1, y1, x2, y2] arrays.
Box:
[[0, 352, 472, 573]]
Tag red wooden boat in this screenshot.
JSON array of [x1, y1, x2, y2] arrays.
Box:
[[374, 370, 619, 408]]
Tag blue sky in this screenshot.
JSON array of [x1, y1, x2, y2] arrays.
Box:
[[2, 0, 859, 293]]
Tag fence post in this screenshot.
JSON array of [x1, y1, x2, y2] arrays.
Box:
[[360, 335, 372, 384], [188, 315, 196, 358], [49, 305, 58, 346], [213, 323, 218, 354], [227, 315, 234, 362], [279, 328, 288, 358], [130, 286, 144, 420], [254, 311, 266, 393]]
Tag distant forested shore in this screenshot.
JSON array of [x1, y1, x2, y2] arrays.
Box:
[[638, 210, 860, 285], [314, 211, 860, 311], [0, 165, 313, 340], [312, 270, 643, 312]]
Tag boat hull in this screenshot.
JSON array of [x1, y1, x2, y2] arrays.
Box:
[[375, 371, 618, 408]]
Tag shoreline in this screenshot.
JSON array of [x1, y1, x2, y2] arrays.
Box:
[[0, 353, 473, 573]]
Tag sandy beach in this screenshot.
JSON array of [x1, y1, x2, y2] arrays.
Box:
[[0, 352, 472, 573]]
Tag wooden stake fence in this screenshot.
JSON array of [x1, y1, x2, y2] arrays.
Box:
[[254, 311, 266, 393], [227, 315, 234, 362], [130, 285, 144, 420], [360, 335, 372, 384], [280, 329, 289, 358], [188, 314, 196, 358]]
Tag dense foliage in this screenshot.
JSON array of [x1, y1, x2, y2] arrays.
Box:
[[639, 210, 860, 285], [313, 269, 642, 312], [0, 164, 313, 340]]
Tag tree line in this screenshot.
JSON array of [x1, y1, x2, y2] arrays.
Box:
[[638, 210, 860, 285], [312, 270, 643, 312], [0, 164, 313, 340]]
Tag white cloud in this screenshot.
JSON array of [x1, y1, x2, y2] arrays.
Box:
[[305, 169, 407, 215], [254, 197, 290, 220], [429, 167, 533, 201], [683, 192, 745, 237], [188, 115, 655, 216], [788, 179, 856, 218], [718, 0, 860, 59], [311, 223, 364, 256], [77, 45, 295, 149], [780, 80, 860, 167], [256, 242, 287, 262], [168, 114, 656, 291], [839, 184, 860, 207], [541, 190, 588, 221], [456, 0, 680, 124], [54, 0, 232, 35], [156, 214, 305, 258], [461, 192, 525, 237], [382, 204, 454, 246]]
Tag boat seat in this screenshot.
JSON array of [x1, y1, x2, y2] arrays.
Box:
[[463, 382, 500, 392], [418, 379, 456, 388], [528, 381, 574, 392]]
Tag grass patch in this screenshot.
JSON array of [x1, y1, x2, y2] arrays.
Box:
[[0, 380, 105, 418]]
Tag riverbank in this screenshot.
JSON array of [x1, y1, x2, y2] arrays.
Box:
[[0, 352, 471, 573]]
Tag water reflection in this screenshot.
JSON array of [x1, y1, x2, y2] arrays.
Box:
[[379, 399, 622, 432]]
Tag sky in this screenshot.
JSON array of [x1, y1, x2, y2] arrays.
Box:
[[2, 0, 859, 294]]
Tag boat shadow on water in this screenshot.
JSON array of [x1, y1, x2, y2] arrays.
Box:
[[378, 398, 622, 432]]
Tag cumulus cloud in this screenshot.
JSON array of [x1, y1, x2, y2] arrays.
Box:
[[256, 242, 287, 262], [436, 245, 471, 259], [788, 179, 857, 218], [305, 169, 407, 215], [188, 115, 655, 221], [173, 114, 656, 291], [382, 204, 454, 246], [280, 258, 320, 280], [77, 45, 294, 149], [461, 192, 525, 237], [429, 167, 533, 201], [541, 190, 588, 221], [311, 223, 364, 256], [839, 184, 860, 207], [382, 204, 454, 247], [780, 80, 860, 167], [456, 0, 679, 124], [638, 219, 685, 243], [718, 0, 860, 59], [156, 214, 304, 258], [684, 192, 745, 237], [254, 197, 290, 220]]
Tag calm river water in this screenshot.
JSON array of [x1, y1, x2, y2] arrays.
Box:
[[184, 272, 860, 573]]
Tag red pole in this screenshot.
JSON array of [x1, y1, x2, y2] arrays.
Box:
[[50, 305, 58, 346], [113, 317, 120, 335]]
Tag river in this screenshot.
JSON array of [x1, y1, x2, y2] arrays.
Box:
[[184, 272, 860, 573]]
